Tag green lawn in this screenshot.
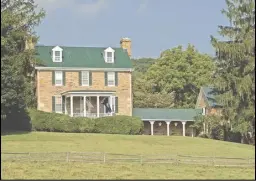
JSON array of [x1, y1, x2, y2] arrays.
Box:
[[1, 132, 255, 179]]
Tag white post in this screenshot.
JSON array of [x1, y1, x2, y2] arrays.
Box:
[[182, 121, 186, 137], [97, 96, 100, 117], [150, 121, 155, 135], [84, 96, 86, 117], [203, 122, 206, 134], [70, 95, 73, 117], [166, 121, 170, 136], [192, 127, 194, 137], [65, 96, 67, 115]]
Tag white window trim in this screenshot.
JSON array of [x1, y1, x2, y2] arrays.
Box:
[[107, 72, 115, 87], [55, 71, 63, 86], [104, 47, 115, 63], [52, 46, 63, 62], [55, 96, 62, 113], [81, 71, 90, 86]]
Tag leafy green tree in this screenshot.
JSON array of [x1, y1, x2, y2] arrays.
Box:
[[211, 0, 255, 144], [1, 0, 45, 130], [144, 44, 215, 108]]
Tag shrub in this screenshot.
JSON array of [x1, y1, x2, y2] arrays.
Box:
[[28, 109, 144, 135], [28, 109, 95, 133], [94, 115, 144, 135]]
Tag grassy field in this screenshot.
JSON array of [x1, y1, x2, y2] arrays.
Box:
[[1, 132, 255, 179]]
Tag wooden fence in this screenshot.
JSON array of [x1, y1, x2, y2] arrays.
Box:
[[1, 152, 255, 167]]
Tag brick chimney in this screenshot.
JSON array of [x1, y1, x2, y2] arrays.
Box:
[[120, 37, 131, 57]]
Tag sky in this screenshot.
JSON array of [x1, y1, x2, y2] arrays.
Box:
[[34, 0, 229, 58]]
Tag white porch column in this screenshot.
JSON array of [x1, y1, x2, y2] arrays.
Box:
[[166, 121, 171, 136], [97, 96, 100, 117], [150, 121, 155, 135], [65, 96, 67, 115], [70, 95, 73, 117], [83, 96, 86, 117], [182, 121, 186, 137]]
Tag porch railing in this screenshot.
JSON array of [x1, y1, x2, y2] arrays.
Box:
[[73, 112, 112, 118]]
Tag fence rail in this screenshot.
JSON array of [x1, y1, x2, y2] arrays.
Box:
[[1, 152, 255, 167]]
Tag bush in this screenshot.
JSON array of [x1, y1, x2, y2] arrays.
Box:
[[28, 109, 95, 133], [28, 109, 144, 135], [94, 115, 144, 135]]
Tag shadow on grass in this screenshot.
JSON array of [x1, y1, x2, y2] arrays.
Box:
[[1, 130, 31, 136]]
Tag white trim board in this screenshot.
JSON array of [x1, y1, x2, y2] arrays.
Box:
[[35, 67, 134, 72]]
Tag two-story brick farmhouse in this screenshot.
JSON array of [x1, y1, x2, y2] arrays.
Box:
[[35, 38, 133, 118]]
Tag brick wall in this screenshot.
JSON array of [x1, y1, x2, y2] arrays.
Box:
[[37, 71, 132, 116]]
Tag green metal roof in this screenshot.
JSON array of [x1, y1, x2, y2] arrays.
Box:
[[35, 46, 132, 68], [201, 86, 220, 107], [132, 108, 202, 121]]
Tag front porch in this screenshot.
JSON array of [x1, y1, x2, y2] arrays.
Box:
[[62, 90, 117, 118]]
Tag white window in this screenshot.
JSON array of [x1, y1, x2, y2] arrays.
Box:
[[107, 72, 115, 86], [52, 46, 63, 62], [106, 52, 113, 63], [55, 71, 63, 86], [104, 47, 115, 63], [81, 71, 89, 86], [55, 96, 62, 113], [54, 51, 61, 62]]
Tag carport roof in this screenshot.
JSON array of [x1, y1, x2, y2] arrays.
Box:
[[132, 108, 202, 121]]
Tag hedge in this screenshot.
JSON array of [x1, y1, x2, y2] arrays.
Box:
[[28, 109, 143, 135]]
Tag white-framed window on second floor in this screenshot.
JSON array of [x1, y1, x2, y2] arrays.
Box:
[[55, 71, 63, 86], [81, 71, 89, 86], [55, 96, 62, 113], [107, 72, 115, 86]]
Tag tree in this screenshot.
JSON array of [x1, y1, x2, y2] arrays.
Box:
[[211, 0, 255, 144], [143, 44, 215, 108], [1, 0, 45, 130]]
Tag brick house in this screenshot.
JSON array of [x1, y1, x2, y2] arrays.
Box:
[[34, 37, 206, 137], [35, 38, 133, 118]]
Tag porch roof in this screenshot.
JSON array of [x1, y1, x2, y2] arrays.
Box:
[[61, 90, 116, 96], [132, 108, 202, 121]]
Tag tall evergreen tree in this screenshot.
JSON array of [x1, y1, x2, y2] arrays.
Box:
[[211, 0, 255, 144], [1, 0, 45, 130]]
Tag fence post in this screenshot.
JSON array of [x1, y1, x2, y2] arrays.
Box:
[[212, 155, 215, 166], [28, 152, 31, 161], [140, 155, 143, 164], [66, 152, 69, 162], [103, 152, 106, 163]]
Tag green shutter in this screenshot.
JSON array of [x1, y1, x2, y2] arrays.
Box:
[[79, 71, 82, 86], [52, 96, 55, 112], [115, 72, 118, 86], [52, 71, 55, 85], [115, 97, 118, 113], [63, 71, 66, 86], [89, 71, 92, 86], [62, 96, 65, 113], [104, 72, 108, 86]]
